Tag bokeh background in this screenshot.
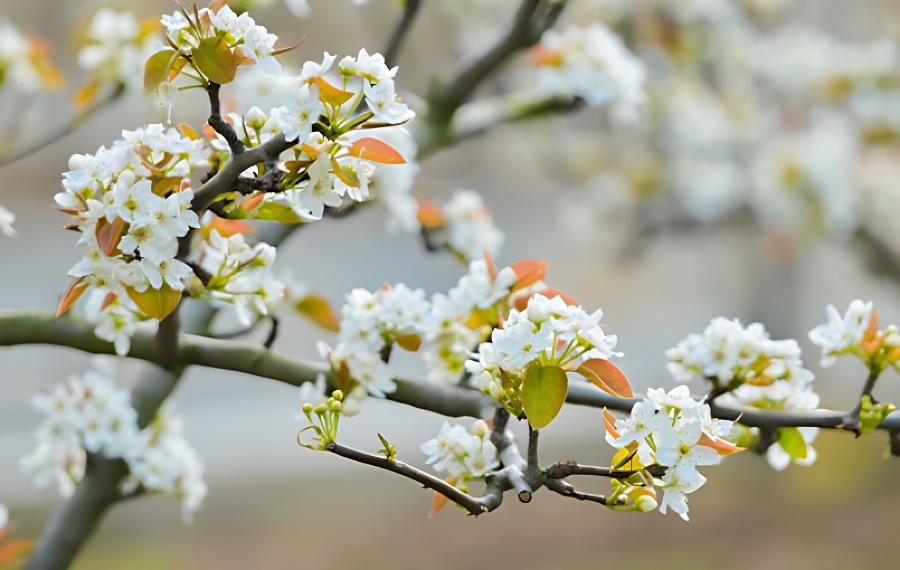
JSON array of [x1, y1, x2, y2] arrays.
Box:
[[2, 0, 900, 568]]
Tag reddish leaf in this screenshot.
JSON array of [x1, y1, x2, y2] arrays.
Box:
[[201, 214, 255, 239], [483, 249, 498, 282], [699, 434, 745, 456], [509, 259, 548, 291], [428, 477, 457, 518], [95, 217, 126, 256], [348, 137, 406, 164], [578, 359, 633, 398], [295, 293, 340, 333], [416, 201, 444, 229], [538, 287, 578, 306], [178, 122, 201, 141], [602, 408, 621, 439], [126, 285, 182, 320], [311, 76, 354, 107], [241, 193, 266, 212], [101, 292, 117, 311], [56, 278, 89, 318]]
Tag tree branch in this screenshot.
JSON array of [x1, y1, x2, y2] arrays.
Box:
[[206, 82, 246, 155], [324, 441, 493, 516], [383, 0, 421, 68], [4, 310, 900, 432]]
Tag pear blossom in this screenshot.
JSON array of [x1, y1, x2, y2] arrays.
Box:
[[442, 190, 505, 260], [0, 17, 59, 94], [78, 9, 159, 90], [421, 420, 499, 480], [23, 358, 207, 520], [535, 24, 646, 120], [607, 386, 735, 521], [809, 300, 875, 367]]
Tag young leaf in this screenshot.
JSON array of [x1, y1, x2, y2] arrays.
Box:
[[521, 364, 568, 429], [395, 333, 422, 352], [200, 213, 255, 239], [56, 278, 89, 318], [295, 293, 340, 332], [310, 76, 355, 106], [699, 434, 745, 456], [777, 427, 808, 460], [577, 359, 633, 398], [416, 201, 444, 229], [348, 137, 406, 164], [509, 259, 548, 291], [95, 217, 126, 257], [428, 477, 457, 518], [376, 433, 397, 461], [126, 285, 182, 320], [602, 407, 621, 439], [144, 49, 177, 91], [192, 36, 237, 84]]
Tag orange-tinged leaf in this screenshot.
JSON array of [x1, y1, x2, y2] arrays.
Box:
[[428, 477, 456, 518], [192, 36, 237, 84], [95, 217, 126, 257], [578, 359, 633, 398], [331, 156, 359, 188], [241, 193, 266, 212], [602, 408, 620, 439], [202, 123, 219, 141], [483, 249, 498, 282], [395, 333, 422, 352], [538, 287, 578, 306], [126, 285, 182, 320], [311, 76, 354, 106], [295, 293, 340, 333], [416, 201, 444, 229], [178, 122, 201, 141], [0, 539, 33, 566], [532, 45, 563, 67], [509, 259, 548, 291], [208, 0, 228, 11], [861, 309, 881, 355], [73, 79, 101, 107], [56, 278, 89, 318], [201, 214, 255, 239], [300, 144, 320, 158], [699, 434, 745, 456], [151, 176, 183, 196], [348, 137, 406, 164], [101, 292, 117, 311]]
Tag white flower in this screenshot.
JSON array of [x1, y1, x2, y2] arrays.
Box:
[[536, 24, 646, 120], [421, 421, 499, 479], [443, 189, 505, 260], [809, 300, 874, 366], [23, 359, 206, 521], [0, 503, 7, 530], [264, 84, 323, 142], [0, 205, 16, 236], [363, 78, 414, 124]]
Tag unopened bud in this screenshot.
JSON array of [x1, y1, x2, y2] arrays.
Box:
[[471, 419, 489, 437], [313, 403, 328, 415], [332, 390, 344, 402], [636, 495, 658, 512], [329, 399, 342, 412], [302, 403, 313, 414]]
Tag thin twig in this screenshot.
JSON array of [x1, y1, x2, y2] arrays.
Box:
[[325, 441, 491, 516], [383, 0, 421, 68]]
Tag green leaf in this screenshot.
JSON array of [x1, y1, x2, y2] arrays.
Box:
[[192, 36, 237, 84], [377, 433, 397, 461], [777, 427, 807, 460], [859, 395, 896, 436], [520, 364, 568, 429], [294, 293, 340, 332], [253, 201, 307, 224], [144, 49, 177, 91]]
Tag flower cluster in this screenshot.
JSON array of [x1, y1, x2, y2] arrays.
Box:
[[0, 17, 61, 94], [423, 257, 518, 385], [606, 386, 738, 521], [667, 317, 821, 470], [163, 4, 280, 73], [810, 299, 900, 373], [22, 359, 206, 521], [77, 9, 160, 93], [55, 124, 210, 353], [467, 292, 621, 422], [420, 420, 499, 482], [666, 317, 814, 389], [320, 284, 431, 398], [534, 24, 646, 120], [192, 224, 285, 327]]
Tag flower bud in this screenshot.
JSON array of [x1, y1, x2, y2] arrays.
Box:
[[636, 495, 658, 512], [470, 419, 490, 437], [313, 403, 328, 415], [302, 403, 313, 414], [245, 106, 268, 130], [331, 390, 344, 402]]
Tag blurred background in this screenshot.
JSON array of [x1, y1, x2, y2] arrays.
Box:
[[3, 0, 900, 568]]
